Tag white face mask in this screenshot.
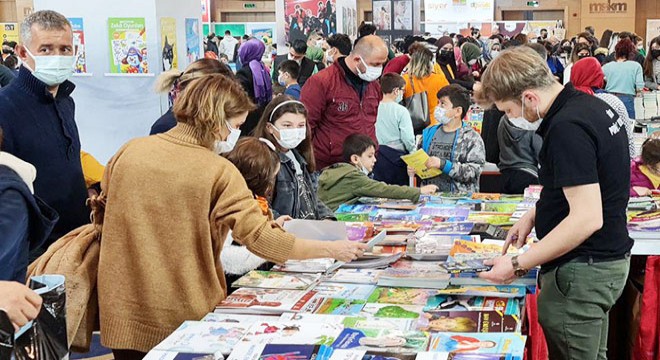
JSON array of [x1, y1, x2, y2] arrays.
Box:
[[395, 90, 404, 104], [273, 125, 306, 149], [434, 106, 453, 126], [316, 40, 324, 48], [278, 74, 287, 87], [215, 122, 241, 154], [508, 96, 543, 131], [358, 160, 370, 175], [288, 53, 302, 64], [24, 47, 75, 86], [326, 49, 335, 64], [468, 59, 477, 66], [491, 50, 500, 59], [357, 57, 382, 82]]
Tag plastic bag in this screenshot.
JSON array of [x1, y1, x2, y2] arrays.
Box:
[[0, 275, 68, 360]]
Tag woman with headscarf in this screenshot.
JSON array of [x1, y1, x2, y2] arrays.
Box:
[[236, 38, 273, 135], [435, 36, 473, 90], [461, 42, 483, 80], [304, 45, 326, 72], [571, 57, 636, 158]]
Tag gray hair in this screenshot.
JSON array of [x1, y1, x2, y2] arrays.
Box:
[[20, 10, 71, 45]]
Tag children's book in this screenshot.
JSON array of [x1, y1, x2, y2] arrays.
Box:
[[328, 269, 382, 285], [239, 320, 344, 345], [311, 283, 377, 301], [449, 241, 518, 261], [401, 150, 442, 179], [436, 286, 526, 299], [359, 303, 425, 319], [227, 343, 334, 360], [367, 287, 439, 306], [216, 288, 317, 314], [417, 311, 520, 333], [377, 268, 451, 289], [272, 259, 336, 273], [439, 258, 492, 274], [314, 298, 368, 316], [407, 235, 477, 261], [424, 296, 521, 316], [204, 312, 279, 324], [426, 333, 526, 360], [152, 321, 248, 355], [231, 271, 321, 290], [421, 222, 475, 235], [342, 316, 418, 332], [418, 207, 471, 221], [331, 328, 429, 356]]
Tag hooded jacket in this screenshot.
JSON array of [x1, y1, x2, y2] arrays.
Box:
[[0, 152, 58, 282], [318, 163, 421, 212], [497, 115, 542, 177]]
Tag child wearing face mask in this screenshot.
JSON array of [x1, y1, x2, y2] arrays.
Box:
[[373, 73, 416, 186], [278, 60, 302, 100], [254, 97, 335, 220], [319, 134, 438, 211], [417, 84, 485, 194]]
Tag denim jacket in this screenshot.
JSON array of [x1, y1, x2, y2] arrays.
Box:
[[271, 149, 335, 220]]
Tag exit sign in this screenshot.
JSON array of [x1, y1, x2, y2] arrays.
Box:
[[527, 1, 539, 6], [243, 3, 256, 9]]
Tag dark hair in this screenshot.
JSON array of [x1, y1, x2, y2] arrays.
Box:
[[3, 55, 18, 69], [572, 43, 592, 63], [254, 96, 316, 172], [342, 134, 376, 163], [642, 138, 660, 166], [599, 29, 613, 48], [225, 30, 231, 35], [644, 36, 660, 78], [540, 28, 547, 33], [7, 41, 16, 48], [358, 23, 377, 38], [291, 39, 308, 55], [242, 34, 250, 40], [278, 60, 300, 79], [437, 84, 471, 119], [618, 31, 634, 41], [224, 137, 280, 199], [327, 33, 352, 56], [526, 43, 547, 59], [585, 26, 595, 36], [380, 73, 406, 94], [155, 58, 235, 94], [513, 33, 528, 44], [615, 38, 635, 60]]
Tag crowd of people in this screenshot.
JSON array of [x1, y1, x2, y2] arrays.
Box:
[[1, 8, 660, 360]]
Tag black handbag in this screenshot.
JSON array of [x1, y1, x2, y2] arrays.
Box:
[[404, 75, 430, 133]]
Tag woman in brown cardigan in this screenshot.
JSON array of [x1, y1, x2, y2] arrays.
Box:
[[97, 74, 366, 360]]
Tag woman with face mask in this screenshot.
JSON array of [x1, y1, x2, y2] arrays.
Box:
[[643, 36, 660, 90], [254, 97, 335, 220], [98, 76, 366, 360], [403, 42, 450, 131]]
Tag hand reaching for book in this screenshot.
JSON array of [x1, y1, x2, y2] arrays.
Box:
[[503, 208, 535, 254], [0, 281, 42, 330], [420, 185, 438, 195], [329, 240, 368, 262]]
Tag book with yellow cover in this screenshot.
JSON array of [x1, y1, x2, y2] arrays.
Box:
[[401, 150, 442, 179]]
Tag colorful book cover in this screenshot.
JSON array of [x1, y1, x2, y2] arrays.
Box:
[[315, 298, 367, 316], [160, 17, 178, 71], [419, 207, 471, 221], [184, 18, 200, 65], [426, 333, 525, 359], [342, 316, 418, 332], [424, 296, 520, 316], [203, 312, 280, 324], [440, 258, 492, 274], [107, 17, 148, 73], [240, 321, 344, 345], [311, 283, 377, 301], [368, 287, 438, 306], [422, 222, 475, 235], [471, 193, 501, 201], [232, 271, 321, 290], [401, 150, 442, 179], [143, 350, 223, 360], [227, 343, 326, 360], [328, 269, 382, 285], [416, 352, 513, 359], [216, 288, 315, 314], [359, 304, 424, 319], [436, 286, 526, 299], [331, 328, 429, 355], [68, 18, 87, 73], [449, 241, 517, 260], [152, 321, 248, 355], [418, 311, 519, 333]]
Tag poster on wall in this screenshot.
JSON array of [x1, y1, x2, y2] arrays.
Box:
[[0, 23, 19, 43], [284, 0, 336, 43], [425, 0, 494, 24], [245, 23, 277, 41], [108, 18, 148, 74], [68, 18, 87, 73], [373, 1, 391, 31], [393, 0, 413, 31], [185, 18, 200, 65], [337, 0, 358, 39], [160, 17, 178, 71], [527, 21, 563, 39], [647, 20, 660, 48]]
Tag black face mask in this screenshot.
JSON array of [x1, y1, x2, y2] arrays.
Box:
[[577, 54, 590, 59], [438, 49, 452, 62], [562, 46, 572, 53], [2, 49, 11, 54], [652, 50, 660, 59]]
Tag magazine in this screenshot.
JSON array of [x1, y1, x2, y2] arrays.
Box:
[[315, 298, 368, 316], [424, 296, 521, 316], [328, 269, 382, 285], [152, 321, 248, 355], [439, 258, 492, 274], [203, 312, 280, 324], [417, 311, 520, 333], [272, 258, 336, 273], [359, 303, 425, 319], [331, 328, 429, 355], [239, 320, 344, 345], [436, 286, 526, 299], [227, 343, 330, 360], [216, 288, 317, 314], [377, 268, 451, 289], [426, 333, 525, 359], [368, 287, 439, 306], [311, 283, 377, 301], [231, 271, 321, 290]]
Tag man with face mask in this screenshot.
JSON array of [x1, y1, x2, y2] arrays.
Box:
[[300, 35, 388, 170], [478, 46, 633, 360], [271, 39, 324, 88], [325, 33, 352, 65], [0, 10, 89, 257]]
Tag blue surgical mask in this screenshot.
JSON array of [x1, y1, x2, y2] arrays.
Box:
[[395, 90, 404, 103], [24, 47, 75, 86]]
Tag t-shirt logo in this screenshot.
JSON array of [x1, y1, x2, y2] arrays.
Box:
[[606, 109, 615, 119], [337, 102, 349, 112]]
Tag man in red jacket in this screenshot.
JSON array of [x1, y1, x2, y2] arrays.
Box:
[[300, 35, 388, 170]]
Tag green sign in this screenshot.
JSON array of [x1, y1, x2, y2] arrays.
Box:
[[214, 23, 246, 37], [244, 3, 256, 9], [526, 1, 539, 6], [203, 23, 210, 37]]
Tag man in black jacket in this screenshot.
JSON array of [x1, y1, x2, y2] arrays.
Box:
[[271, 39, 323, 88]]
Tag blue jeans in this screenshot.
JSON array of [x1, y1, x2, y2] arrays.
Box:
[[615, 93, 635, 119]]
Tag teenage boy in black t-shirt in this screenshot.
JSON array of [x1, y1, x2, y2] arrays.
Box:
[[476, 46, 633, 360]]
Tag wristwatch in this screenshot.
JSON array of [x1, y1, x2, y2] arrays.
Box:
[[511, 255, 529, 277]]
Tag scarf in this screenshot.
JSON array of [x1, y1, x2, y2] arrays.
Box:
[[239, 39, 272, 107], [570, 57, 604, 96], [0, 151, 36, 193]]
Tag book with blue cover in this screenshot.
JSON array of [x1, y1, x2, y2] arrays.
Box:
[[426, 333, 526, 359]]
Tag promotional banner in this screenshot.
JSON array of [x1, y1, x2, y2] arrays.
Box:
[[214, 23, 246, 37], [527, 20, 563, 39], [647, 20, 660, 48], [373, 1, 391, 31], [108, 17, 148, 74], [160, 17, 178, 71], [393, 0, 413, 31], [425, 0, 494, 23], [68, 18, 87, 73], [245, 22, 277, 41], [336, 0, 357, 39], [0, 23, 19, 43], [185, 18, 200, 66], [284, 0, 336, 43]]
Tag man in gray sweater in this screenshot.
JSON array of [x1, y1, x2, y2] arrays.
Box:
[[497, 114, 543, 194]]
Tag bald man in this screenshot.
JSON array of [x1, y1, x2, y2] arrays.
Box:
[[301, 35, 389, 170]]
